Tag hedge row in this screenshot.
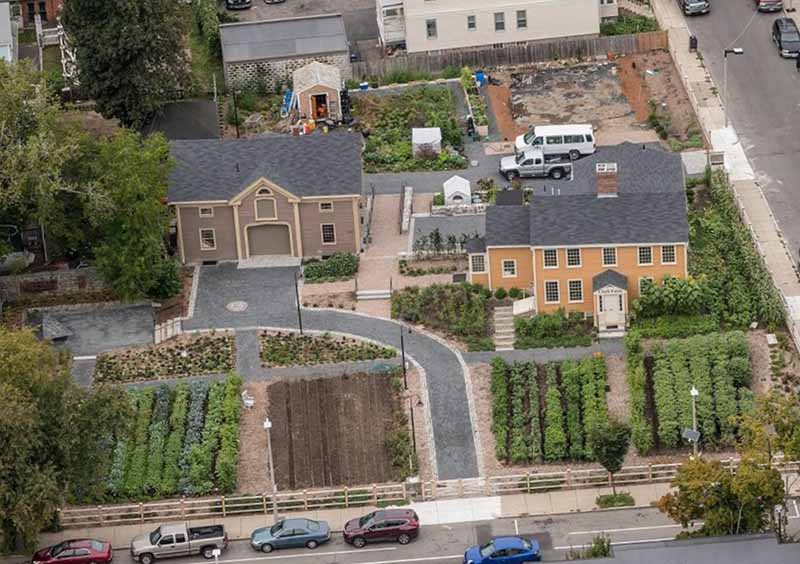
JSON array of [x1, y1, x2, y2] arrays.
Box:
[[490, 357, 609, 464]]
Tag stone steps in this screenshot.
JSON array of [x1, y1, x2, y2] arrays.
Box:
[[619, 0, 654, 17], [356, 289, 392, 301], [493, 306, 516, 351]]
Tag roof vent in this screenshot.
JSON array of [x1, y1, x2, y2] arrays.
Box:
[[596, 163, 618, 174]]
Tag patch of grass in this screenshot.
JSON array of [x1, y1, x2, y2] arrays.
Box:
[[601, 15, 659, 36], [41, 46, 61, 73], [596, 492, 635, 508], [188, 27, 224, 96]]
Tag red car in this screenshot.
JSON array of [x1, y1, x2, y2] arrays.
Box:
[[343, 509, 420, 548], [33, 540, 112, 564]]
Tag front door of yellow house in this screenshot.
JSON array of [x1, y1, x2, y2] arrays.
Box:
[[595, 286, 627, 332]]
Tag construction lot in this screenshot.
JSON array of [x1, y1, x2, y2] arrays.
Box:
[[488, 51, 701, 148]]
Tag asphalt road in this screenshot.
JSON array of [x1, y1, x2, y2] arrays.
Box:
[[93, 504, 800, 564], [684, 6, 800, 260]]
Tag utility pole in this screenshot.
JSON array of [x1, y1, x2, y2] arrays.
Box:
[[400, 326, 408, 390], [690, 386, 699, 457], [723, 48, 744, 129]]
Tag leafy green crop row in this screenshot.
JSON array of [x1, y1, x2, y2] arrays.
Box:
[[490, 357, 609, 464]]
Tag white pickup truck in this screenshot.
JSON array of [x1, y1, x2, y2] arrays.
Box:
[[130, 523, 228, 564], [499, 149, 572, 181]]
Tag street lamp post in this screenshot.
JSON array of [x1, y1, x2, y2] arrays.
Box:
[[690, 386, 699, 457], [723, 48, 744, 129], [400, 326, 408, 390], [294, 270, 303, 335], [263, 418, 279, 520]]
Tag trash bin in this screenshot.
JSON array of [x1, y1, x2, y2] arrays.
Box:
[[475, 70, 486, 86], [689, 35, 698, 51], [359, 81, 369, 91]]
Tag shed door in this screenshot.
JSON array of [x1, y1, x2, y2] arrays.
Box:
[[247, 224, 291, 256]]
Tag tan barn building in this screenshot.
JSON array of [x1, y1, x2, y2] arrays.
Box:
[[293, 62, 343, 121]]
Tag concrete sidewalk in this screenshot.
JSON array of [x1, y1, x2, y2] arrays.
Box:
[[39, 483, 671, 550], [651, 0, 800, 341]]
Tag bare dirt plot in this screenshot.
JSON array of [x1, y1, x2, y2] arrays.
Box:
[[266, 373, 401, 490]]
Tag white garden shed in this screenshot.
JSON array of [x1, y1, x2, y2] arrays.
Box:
[[443, 175, 471, 205], [412, 127, 442, 157]]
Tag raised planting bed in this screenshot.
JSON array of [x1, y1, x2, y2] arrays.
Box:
[[626, 331, 754, 455], [354, 85, 467, 173], [94, 333, 236, 383], [391, 282, 492, 351], [514, 309, 594, 349], [490, 356, 609, 465], [266, 371, 416, 489], [303, 252, 359, 283], [259, 331, 395, 367], [399, 256, 466, 277], [104, 375, 242, 501]]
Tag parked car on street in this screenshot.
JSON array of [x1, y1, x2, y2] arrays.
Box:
[[500, 149, 572, 181], [130, 523, 228, 564], [677, 0, 710, 15], [250, 519, 331, 553], [33, 540, 112, 564], [343, 508, 420, 548], [755, 0, 783, 11], [773, 17, 800, 58], [464, 537, 542, 564], [225, 0, 251, 8]]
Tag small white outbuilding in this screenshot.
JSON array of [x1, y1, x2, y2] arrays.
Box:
[[412, 127, 442, 157], [443, 175, 471, 205]]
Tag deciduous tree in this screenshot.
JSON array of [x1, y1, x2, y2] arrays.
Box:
[[587, 418, 631, 495], [62, 0, 190, 127]]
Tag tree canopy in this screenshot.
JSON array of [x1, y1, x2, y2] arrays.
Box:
[[587, 418, 631, 495], [0, 330, 132, 550], [62, 0, 190, 127]]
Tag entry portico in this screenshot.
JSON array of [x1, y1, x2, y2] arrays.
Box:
[[592, 270, 628, 335]]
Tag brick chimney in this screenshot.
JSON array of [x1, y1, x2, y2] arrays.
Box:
[[596, 163, 618, 198]]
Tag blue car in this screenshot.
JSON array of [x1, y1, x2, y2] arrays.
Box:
[[249, 518, 330, 553], [464, 536, 542, 564]]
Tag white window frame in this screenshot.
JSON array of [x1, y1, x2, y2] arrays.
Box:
[[318, 201, 334, 213], [256, 187, 273, 195], [494, 12, 505, 32], [470, 254, 486, 273], [198, 207, 214, 218], [501, 259, 517, 278], [637, 246, 653, 266], [516, 9, 527, 29], [199, 228, 217, 251], [638, 276, 654, 294], [661, 244, 677, 265], [321, 223, 337, 245], [544, 280, 560, 304], [566, 248, 581, 268], [602, 247, 617, 267], [568, 279, 584, 303], [467, 14, 476, 31], [543, 248, 558, 269]]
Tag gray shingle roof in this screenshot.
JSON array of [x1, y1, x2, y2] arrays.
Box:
[[485, 206, 530, 247], [527, 191, 689, 247], [220, 15, 348, 64], [465, 237, 486, 254], [593, 270, 628, 292], [526, 142, 684, 197], [168, 132, 363, 203]]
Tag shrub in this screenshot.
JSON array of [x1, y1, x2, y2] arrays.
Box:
[[303, 253, 359, 281], [391, 283, 489, 340], [596, 492, 635, 508], [259, 332, 395, 366], [515, 309, 593, 349], [148, 259, 182, 299], [601, 15, 658, 36], [509, 362, 530, 463], [433, 193, 445, 206], [494, 287, 508, 300], [543, 364, 567, 461], [508, 287, 523, 300], [161, 383, 190, 495]]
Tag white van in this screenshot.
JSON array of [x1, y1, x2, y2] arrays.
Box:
[[515, 124, 596, 160]]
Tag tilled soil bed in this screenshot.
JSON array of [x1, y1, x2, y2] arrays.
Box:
[[266, 372, 404, 490]]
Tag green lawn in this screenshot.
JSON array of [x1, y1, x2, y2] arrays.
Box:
[[188, 29, 224, 96], [41, 46, 61, 74]]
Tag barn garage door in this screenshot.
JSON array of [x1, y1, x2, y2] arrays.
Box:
[[247, 224, 291, 256]]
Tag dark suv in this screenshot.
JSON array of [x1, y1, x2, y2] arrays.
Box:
[[343, 509, 420, 548], [773, 17, 800, 58], [225, 0, 251, 9]]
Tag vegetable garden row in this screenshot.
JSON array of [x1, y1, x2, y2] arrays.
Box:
[[627, 331, 754, 455], [106, 375, 242, 501], [491, 356, 609, 464]]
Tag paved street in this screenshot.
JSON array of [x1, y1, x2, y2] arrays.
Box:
[[36, 506, 799, 564], [685, 7, 800, 262]]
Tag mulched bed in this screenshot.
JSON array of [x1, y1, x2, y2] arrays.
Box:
[[259, 331, 395, 367], [94, 333, 236, 383], [266, 372, 403, 489]]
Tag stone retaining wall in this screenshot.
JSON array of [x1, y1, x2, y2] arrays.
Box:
[[0, 267, 109, 301]]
